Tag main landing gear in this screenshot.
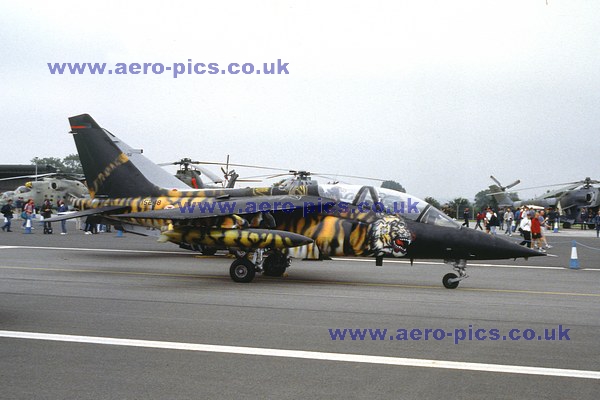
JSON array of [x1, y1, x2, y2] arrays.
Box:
[[229, 249, 290, 283], [442, 259, 469, 289]]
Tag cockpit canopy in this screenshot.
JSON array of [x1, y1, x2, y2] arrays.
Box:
[[318, 184, 459, 229], [15, 186, 32, 194]]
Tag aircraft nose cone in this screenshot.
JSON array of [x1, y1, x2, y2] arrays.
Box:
[[491, 236, 544, 259], [463, 228, 546, 260], [405, 221, 546, 261]]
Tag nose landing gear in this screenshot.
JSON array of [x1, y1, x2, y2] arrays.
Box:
[[443, 259, 468, 289]]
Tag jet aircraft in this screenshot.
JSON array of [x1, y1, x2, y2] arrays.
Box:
[[47, 114, 543, 288]]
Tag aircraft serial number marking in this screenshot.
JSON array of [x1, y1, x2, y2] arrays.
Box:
[[142, 199, 162, 206]]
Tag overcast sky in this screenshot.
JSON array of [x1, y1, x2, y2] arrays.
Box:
[[1, 0, 598, 202]]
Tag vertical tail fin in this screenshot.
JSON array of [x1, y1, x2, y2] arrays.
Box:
[[68, 114, 187, 198]]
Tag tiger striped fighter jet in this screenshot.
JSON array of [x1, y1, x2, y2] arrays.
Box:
[[47, 114, 543, 288]]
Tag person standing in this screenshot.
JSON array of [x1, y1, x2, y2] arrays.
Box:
[[531, 211, 544, 251], [1, 199, 14, 232], [22, 199, 35, 229], [547, 208, 557, 231], [84, 215, 99, 234], [513, 207, 521, 233], [84, 216, 94, 234], [594, 211, 600, 238], [519, 212, 532, 248], [41, 199, 53, 234], [538, 210, 552, 249], [504, 207, 514, 236], [519, 206, 530, 235], [474, 211, 484, 230], [484, 208, 493, 234], [580, 208, 588, 229], [490, 209, 499, 235], [15, 198, 23, 214], [57, 200, 68, 235], [462, 208, 470, 228]]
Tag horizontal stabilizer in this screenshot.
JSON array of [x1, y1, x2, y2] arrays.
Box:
[[43, 206, 129, 222]]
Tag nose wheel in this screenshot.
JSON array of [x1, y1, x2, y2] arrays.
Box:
[[442, 273, 459, 289], [443, 259, 468, 289]]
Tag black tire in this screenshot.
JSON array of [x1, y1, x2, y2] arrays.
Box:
[[230, 258, 256, 283], [563, 222, 571, 229], [263, 254, 288, 277], [442, 273, 459, 289]]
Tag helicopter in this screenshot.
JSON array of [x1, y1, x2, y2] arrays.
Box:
[[159, 158, 225, 189], [489, 176, 600, 228], [185, 159, 387, 192], [0, 174, 89, 208], [159, 156, 264, 189], [0, 164, 57, 192]]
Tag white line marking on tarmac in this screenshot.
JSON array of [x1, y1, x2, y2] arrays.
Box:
[[331, 257, 600, 271], [2, 246, 599, 271], [1, 330, 598, 380]]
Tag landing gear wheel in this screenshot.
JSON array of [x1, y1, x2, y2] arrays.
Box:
[[443, 273, 459, 289], [230, 258, 256, 283], [263, 253, 288, 277]]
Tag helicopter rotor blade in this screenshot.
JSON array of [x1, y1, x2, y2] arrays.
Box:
[[266, 173, 292, 179], [192, 161, 289, 172], [189, 166, 223, 183], [158, 159, 202, 167], [312, 172, 386, 182], [504, 180, 521, 190], [513, 181, 594, 192], [313, 174, 351, 184], [0, 173, 57, 181], [490, 175, 503, 188], [239, 173, 281, 179]]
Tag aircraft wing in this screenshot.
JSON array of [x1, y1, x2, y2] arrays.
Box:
[[43, 206, 130, 222], [112, 195, 331, 220]]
